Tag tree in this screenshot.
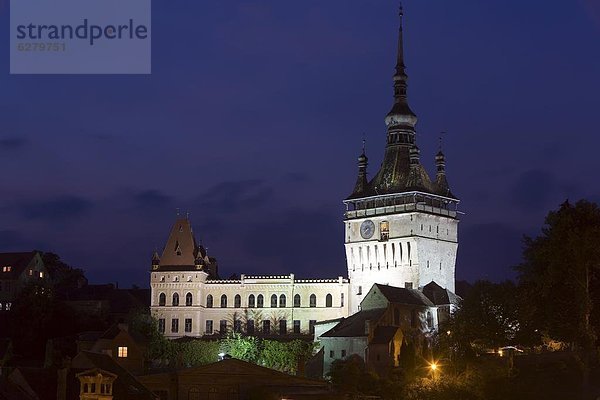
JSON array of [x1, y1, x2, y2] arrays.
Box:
[[516, 200, 600, 399], [444, 281, 522, 355], [516, 200, 600, 350]]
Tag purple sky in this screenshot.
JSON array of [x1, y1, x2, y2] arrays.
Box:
[[1, 0, 599, 287]]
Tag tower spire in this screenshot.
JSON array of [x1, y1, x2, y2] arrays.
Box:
[[385, 3, 416, 132]]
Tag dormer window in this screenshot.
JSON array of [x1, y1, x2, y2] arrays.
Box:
[[2, 266, 11, 272], [175, 240, 182, 256]]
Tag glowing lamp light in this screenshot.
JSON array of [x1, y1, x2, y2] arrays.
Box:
[[498, 349, 504, 357], [430, 362, 438, 371]]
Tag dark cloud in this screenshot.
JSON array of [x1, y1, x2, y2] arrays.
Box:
[[18, 196, 93, 221], [510, 169, 557, 211], [133, 190, 173, 209], [0, 137, 28, 150], [458, 222, 523, 283], [198, 180, 273, 213], [281, 172, 310, 183], [241, 207, 344, 278]]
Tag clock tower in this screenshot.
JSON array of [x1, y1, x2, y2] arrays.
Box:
[[344, 6, 460, 312]]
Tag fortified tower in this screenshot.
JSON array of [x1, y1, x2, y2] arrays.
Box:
[[344, 7, 460, 313]]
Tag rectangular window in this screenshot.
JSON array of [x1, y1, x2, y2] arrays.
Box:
[[171, 318, 179, 333], [117, 346, 128, 358], [158, 318, 165, 334], [263, 320, 271, 335], [293, 320, 301, 334], [357, 286, 362, 295], [329, 350, 334, 358], [342, 350, 347, 358], [279, 320, 287, 335], [220, 320, 227, 334], [206, 320, 213, 334], [234, 319, 242, 333], [247, 320, 255, 335], [309, 320, 316, 335], [379, 221, 390, 242], [185, 318, 192, 333], [404, 282, 413, 289]]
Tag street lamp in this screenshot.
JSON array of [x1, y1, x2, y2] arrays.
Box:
[[429, 361, 439, 381]]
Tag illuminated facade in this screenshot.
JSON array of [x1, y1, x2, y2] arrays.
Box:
[[150, 6, 459, 341]]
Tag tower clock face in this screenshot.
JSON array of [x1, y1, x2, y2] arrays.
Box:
[[360, 220, 375, 239]]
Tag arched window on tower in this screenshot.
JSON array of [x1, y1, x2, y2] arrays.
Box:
[[271, 294, 278, 308], [325, 294, 333, 308], [186, 292, 193, 306], [257, 294, 264, 308], [248, 294, 255, 308], [234, 294, 241, 308], [279, 294, 286, 308], [172, 292, 179, 306], [427, 311, 434, 329], [309, 294, 316, 308], [159, 293, 166, 306], [220, 294, 228, 308], [341, 293, 344, 307], [294, 294, 301, 307], [206, 294, 213, 308]]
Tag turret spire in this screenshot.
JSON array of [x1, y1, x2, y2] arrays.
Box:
[[350, 139, 369, 197]]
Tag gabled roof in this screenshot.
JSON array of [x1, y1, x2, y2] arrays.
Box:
[[422, 281, 461, 306], [373, 284, 435, 307], [321, 308, 386, 338], [0, 252, 40, 280], [144, 358, 327, 388], [72, 351, 155, 399]]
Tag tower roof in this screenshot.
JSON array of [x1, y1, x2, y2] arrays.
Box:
[[347, 6, 456, 201], [159, 217, 199, 267]]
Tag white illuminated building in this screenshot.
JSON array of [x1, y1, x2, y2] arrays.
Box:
[[150, 7, 460, 342]]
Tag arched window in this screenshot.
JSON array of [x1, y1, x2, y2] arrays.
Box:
[[172, 292, 179, 306], [309, 294, 316, 308], [427, 311, 434, 329], [394, 308, 400, 326], [234, 294, 241, 308], [294, 294, 301, 307], [257, 294, 264, 308], [220, 294, 228, 308], [159, 293, 166, 306], [271, 294, 278, 308], [248, 294, 255, 308], [186, 292, 193, 306], [325, 294, 333, 307], [206, 294, 213, 308]]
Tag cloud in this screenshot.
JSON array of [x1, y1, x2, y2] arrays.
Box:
[[0, 137, 28, 150], [458, 222, 523, 283], [281, 172, 310, 183], [133, 190, 173, 209], [509, 169, 557, 211], [18, 195, 93, 221], [198, 180, 273, 214], [240, 207, 344, 277]]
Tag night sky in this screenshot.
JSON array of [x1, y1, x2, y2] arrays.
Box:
[[1, 1, 599, 287]]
